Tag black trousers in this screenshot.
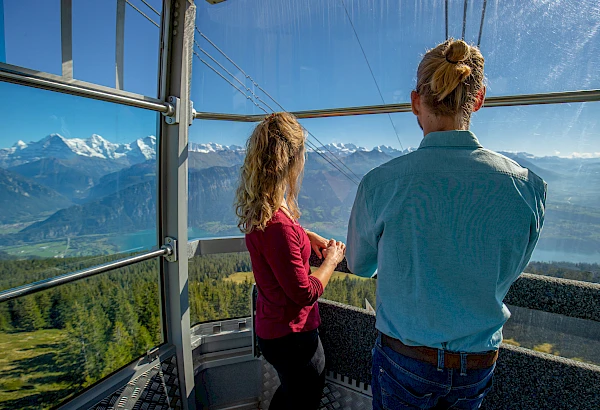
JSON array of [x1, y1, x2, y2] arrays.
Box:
[[258, 329, 326, 410]]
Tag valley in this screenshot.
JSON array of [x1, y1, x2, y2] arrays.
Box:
[[0, 134, 599, 265]]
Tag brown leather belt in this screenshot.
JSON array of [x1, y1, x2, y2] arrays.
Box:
[[381, 333, 498, 370]]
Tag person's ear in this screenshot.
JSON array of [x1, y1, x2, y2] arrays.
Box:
[[473, 86, 486, 112], [411, 90, 420, 116]]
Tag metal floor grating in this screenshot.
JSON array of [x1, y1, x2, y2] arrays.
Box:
[[260, 358, 372, 410], [89, 355, 181, 410]]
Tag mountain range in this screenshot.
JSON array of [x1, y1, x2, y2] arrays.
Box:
[[1, 134, 600, 259]]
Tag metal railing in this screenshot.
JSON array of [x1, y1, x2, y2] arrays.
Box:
[[0, 67, 173, 115], [193, 89, 600, 122], [0, 246, 173, 304]]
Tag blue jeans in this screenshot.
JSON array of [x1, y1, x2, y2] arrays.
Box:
[[371, 336, 495, 410]]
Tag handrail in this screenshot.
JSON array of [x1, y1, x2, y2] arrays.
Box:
[[193, 89, 600, 122], [0, 68, 173, 115], [0, 246, 171, 304]]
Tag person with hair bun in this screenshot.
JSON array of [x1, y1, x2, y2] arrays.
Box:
[[235, 112, 346, 410], [347, 39, 547, 409]]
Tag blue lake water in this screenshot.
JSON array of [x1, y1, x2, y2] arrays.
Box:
[[531, 248, 600, 264], [115, 229, 599, 265]]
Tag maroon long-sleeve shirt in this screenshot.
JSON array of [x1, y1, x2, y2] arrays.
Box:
[[246, 210, 323, 339]]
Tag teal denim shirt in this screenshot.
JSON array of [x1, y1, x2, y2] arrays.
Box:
[[346, 131, 547, 352]]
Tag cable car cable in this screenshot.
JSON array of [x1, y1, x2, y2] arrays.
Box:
[[477, 0, 487, 47], [462, 0, 468, 40], [339, 0, 405, 151], [193, 51, 359, 185], [194, 42, 276, 113], [193, 51, 268, 114], [445, 0, 449, 40], [125, 0, 159, 27], [139, 0, 160, 16], [195, 27, 362, 184]]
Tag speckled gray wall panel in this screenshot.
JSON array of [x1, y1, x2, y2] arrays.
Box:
[[318, 300, 600, 410], [481, 344, 600, 410], [315, 254, 600, 323], [318, 299, 376, 385], [506, 273, 600, 322]]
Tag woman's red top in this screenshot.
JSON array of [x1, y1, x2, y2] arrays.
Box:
[[246, 210, 323, 339]]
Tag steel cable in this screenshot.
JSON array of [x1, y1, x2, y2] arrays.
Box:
[[192, 50, 360, 184], [125, 0, 159, 27], [477, 0, 488, 47], [339, 0, 405, 151], [194, 41, 276, 112], [139, 0, 160, 16], [193, 51, 268, 113], [462, 0, 469, 39], [195, 27, 362, 184]]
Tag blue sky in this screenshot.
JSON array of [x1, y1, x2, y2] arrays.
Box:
[[1, 0, 599, 156]]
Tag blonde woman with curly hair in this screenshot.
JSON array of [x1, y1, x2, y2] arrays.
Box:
[[235, 112, 346, 410], [347, 39, 546, 409]]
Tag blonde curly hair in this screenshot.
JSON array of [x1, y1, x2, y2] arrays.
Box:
[[235, 112, 306, 233]]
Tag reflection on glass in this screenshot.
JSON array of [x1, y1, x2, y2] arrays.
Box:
[[193, 0, 600, 114], [0, 259, 162, 410], [504, 306, 600, 366], [0, 83, 159, 288], [189, 252, 253, 326]]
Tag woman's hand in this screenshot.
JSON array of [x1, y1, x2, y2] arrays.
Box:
[[306, 230, 329, 259], [323, 239, 346, 266]]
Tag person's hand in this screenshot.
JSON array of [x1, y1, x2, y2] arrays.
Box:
[[323, 239, 346, 266], [306, 230, 328, 259]]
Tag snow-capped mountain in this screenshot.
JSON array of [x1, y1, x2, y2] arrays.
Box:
[[189, 142, 244, 153], [0, 134, 156, 167], [311, 143, 367, 156], [311, 143, 414, 158]]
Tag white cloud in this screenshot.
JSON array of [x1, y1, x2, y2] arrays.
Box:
[[561, 152, 600, 159]]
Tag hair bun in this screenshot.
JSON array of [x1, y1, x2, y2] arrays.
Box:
[[444, 39, 471, 64]]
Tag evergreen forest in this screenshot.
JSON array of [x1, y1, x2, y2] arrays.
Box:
[[0, 253, 598, 409]]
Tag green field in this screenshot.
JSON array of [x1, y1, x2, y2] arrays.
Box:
[[0, 329, 76, 410], [224, 271, 254, 283]]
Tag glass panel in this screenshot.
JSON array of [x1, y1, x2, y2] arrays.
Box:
[[193, 0, 600, 114], [2, 1, 162, 96], [470, 103, 600, 268], [0, 82, 159, 290], [504, 305, 600, 366], [0, 258, 162, 410], [188, 120, 253, 240], [189, 252, 253, 326], [122, 0, 163, 96], [2, 0, 61, 74], [300, 103, 600, 273], [191, 102, 600, 274]]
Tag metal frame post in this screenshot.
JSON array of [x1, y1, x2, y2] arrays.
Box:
[[60, 0, 73, 79], [1, 0, 7, 63], [159, 1, 196, 409], [116, 0, 126, 89]]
